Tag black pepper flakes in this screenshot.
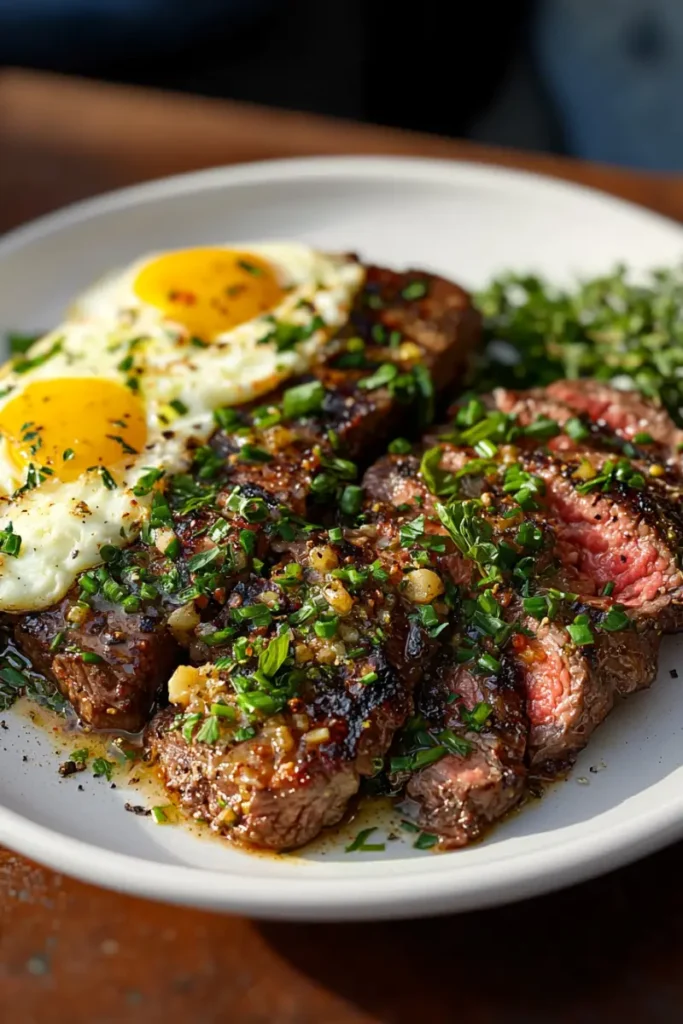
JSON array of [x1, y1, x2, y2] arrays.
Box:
[[124, 803, 151, 817]]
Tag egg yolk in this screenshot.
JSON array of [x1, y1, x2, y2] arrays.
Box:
[[0, 378, 147, 484], [133, 248, 285, 341]]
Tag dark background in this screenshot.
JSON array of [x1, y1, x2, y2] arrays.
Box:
[[4, 0, 683, 170], [0, 1, 558, 160]]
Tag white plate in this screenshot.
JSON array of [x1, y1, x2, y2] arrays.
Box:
[[1, 156, 683, 921]]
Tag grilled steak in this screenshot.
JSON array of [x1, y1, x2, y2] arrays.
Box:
[[406, 654, 527, 848], [515, 606, 659, 766], [528, 449, 683, 628], [492, 385, 683, 627], [15, 596, 177, 732], [375, 386, 677, 838], [546, 379, 683, 459], [145, 529, 434, 849], [13, 264, 481, 731], [148, 374, 683, 850], [14, 253, 681, 858]]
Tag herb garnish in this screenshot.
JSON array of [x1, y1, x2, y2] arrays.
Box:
[[283, 379, 326, 419], [345, 827, 386, 853]]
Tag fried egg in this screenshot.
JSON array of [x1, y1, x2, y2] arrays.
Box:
[[0, 244, 363, 611]]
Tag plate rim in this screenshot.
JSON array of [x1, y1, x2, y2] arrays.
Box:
[[2, 154, 683, 920]]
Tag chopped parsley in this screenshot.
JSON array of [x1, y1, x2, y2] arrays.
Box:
[[195, 716, 220, 744], [419, 447, 458, 497], [259, 315, 325, 352], [92, 757, 115, 781], [600, 605, 630, 632], [133, 467, 165, 496], [388, 437, 412, 455], [13, 338, 62, 374], [358, 363, 398, 391]]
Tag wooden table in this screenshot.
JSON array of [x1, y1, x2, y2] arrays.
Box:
[[2, 70, 683, 1024]]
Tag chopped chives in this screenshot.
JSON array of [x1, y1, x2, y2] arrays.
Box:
[[314, 618, 338, 639], [49, 631, 65, 652], [412, 746, 447, 770], [401, 280, 428, 301], [210, 702, 237, 719], [477, 652, 501, 675], [283, 379, 326, 419], [414, 832, 439, 850], [388, 437, 412, 455], [239, 444, 272, 463], [567, 614, 594, 646], [564, 417, 590, 441], [340, 485, 364, 516], [437, 729, 472, 756], [344, 827, 385, 853], [600, 606, 630, 632], [81, 651, 104, 665]]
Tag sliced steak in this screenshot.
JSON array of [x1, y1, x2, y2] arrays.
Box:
[[15, 595, 177, 731], [545, 379, 683, 464], [145, 527, 435, 850], [406, 655, 527, 848], [146, 704, 360, 848], [13, 263, 481, 730], [528, 449, 683, 627], [516, 607, 659, 766], [372, 428, 666, 801], [493, 382, 681, 470]]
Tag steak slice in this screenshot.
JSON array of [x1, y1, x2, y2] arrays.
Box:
[[371, 425, 666, 827], [363, 450, 533, 843], [15, 596, 177, 731], [405, 654, 527, 848], [494, 381, 682, 473], [546, 379, 683, 459], [145, 525, 435, 850], [516, 606, 659, 766], [528, 449, 683, 627], [13, 263, 481, 731], [146, 704, 360, 848]]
